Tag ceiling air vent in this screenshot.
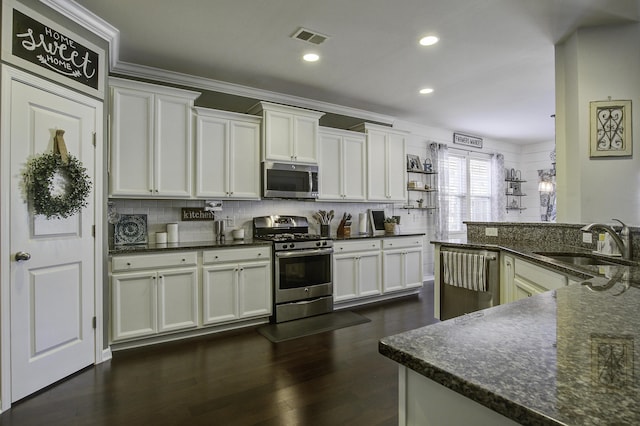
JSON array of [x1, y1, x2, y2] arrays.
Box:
[[291, 27, 329, 45]]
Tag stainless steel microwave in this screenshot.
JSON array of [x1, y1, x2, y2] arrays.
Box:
[[262, 161, 318, 199]]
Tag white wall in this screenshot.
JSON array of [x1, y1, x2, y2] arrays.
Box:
[[556, 23, 640, 226]]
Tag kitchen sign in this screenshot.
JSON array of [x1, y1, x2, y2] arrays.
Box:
[[181, 208, 216, 221], [453, 132, 483, 149], [1, 0, 105, 98]]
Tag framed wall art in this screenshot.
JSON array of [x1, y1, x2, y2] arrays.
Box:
[[589, 100, 632, 158], [406, 154, 422, 171]]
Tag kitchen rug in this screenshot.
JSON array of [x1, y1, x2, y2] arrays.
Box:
[[257, 311, 370, 343]]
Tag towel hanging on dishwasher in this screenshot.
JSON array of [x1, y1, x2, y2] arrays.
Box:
[[442, 251, 488, 292]]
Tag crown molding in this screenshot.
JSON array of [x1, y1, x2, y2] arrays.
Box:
[[40, 0, 120, 69], [40, 0, 395, 125], [112, 61, 395, 125]]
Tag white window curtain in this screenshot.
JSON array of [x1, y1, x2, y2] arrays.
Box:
[[429, 142, 449, 240], [491, 153, 506, 222]]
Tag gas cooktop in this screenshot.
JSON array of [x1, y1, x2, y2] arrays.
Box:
[[253, 215, 333, 250]]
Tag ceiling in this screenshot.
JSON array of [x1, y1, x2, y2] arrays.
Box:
[[69, 0, 639, 144]]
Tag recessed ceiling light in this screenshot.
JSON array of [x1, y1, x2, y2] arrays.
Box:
[[303, 53, 320, 62], [419, 88, 434, 94], [419, 35, 439, 46]]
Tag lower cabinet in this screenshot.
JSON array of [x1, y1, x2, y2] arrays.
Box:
[[110, 246, 271, 345], [111, 252, 198, 342], [333, 240, 382, 302], [333, 236, 423, 305], [501, 253, 578, 303], [382, 237, 424, 293], [202, 246, 271, 326]]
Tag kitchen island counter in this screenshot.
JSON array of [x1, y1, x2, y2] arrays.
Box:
[[379, 276, 640, 425]]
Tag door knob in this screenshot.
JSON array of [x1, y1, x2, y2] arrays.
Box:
[[15, 251, 31, 262]]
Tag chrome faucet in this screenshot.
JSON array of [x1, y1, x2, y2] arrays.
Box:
[[581, 218, 632, 260]]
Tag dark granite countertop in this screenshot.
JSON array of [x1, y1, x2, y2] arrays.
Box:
[[109, 238, 271, 255], [380, 239, 640, 425], [109, 232, 425, 255], [333, 232, 425, 241], [432, 238, 640, 281]]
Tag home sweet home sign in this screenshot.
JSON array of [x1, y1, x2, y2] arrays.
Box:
[[1, 0, 105, 98]]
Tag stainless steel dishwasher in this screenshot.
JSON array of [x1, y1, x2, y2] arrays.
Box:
[[439, 247, 500, 320]]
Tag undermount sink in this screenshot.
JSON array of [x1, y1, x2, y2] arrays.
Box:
[[534, 252, 631, 267]]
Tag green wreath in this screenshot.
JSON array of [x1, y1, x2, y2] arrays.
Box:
[[23, 152, 92, 219]]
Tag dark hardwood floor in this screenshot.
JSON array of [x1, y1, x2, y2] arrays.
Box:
[[0, 283, 437, 426]]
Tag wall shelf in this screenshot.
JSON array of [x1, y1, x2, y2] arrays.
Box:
[[405, 166, 437, 211], [505, 179, 526, 211]]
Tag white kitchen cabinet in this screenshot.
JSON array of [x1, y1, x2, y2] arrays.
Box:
[[194, 107, 261, 199], [109, 77, 200, 197], [249, 101, 324, 164], [333, 240, 382, 302], [382, 237, 424, 293], [110, 252, 198, 342], [111, 271, 156, 341], [354, 123, 407, 202], [501, 254, 578, 303], [202, 247, 271, 325], [318, 127, 367, 201], [500, 254, 515, 304]]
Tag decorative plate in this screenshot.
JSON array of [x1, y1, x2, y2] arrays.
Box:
[[114, 214, 148, 245]]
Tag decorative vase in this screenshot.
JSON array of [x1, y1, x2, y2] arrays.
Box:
[[384, 223, 396, 233]]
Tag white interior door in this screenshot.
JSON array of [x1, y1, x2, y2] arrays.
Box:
[[7, 74, 98, 402]]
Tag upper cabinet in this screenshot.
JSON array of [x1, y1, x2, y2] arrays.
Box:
[[354, 123, 407, 202], [194, 107, 261, 200], [109, 77, 200, 198], [318, 127, 367, 201], [249, 101, 324, 164]]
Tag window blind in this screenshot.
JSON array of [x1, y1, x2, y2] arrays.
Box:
[[446, 153, 492, 234]]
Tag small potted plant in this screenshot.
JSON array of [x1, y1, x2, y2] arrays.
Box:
[[416, 198, 424, 208], [384, 216, 398, 233]]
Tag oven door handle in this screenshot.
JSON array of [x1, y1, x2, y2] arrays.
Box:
[[275, 248, 334, 258]]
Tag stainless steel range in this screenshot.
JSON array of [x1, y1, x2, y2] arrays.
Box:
[[253, 215, 333, 323]]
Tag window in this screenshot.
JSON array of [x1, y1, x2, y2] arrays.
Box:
[[446, 152, 492, 234]]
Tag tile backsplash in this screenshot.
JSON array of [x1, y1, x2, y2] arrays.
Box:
[[108, 198, 430, 243]]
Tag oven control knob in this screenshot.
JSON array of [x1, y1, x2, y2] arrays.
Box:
[[305, 288, 309, 293], [316, 241, 321, 247], [289, 243, 295, 249]]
